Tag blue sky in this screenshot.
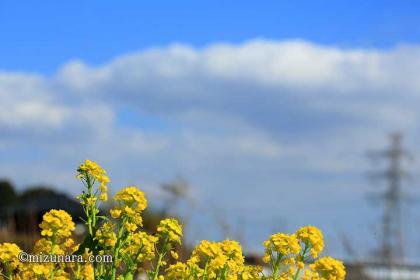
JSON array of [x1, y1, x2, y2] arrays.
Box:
[[1, 1, 420, 260], [1, 1, 420, 72]]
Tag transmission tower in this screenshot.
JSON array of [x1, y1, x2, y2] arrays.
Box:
[[367, 133, 412, 264]]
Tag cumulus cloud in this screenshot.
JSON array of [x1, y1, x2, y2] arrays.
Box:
[[2, 39, 420, 255]]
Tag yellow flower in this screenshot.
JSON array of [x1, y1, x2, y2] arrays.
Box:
[[0, 243, 21, 270], [79, 263, 94, 280], [120, 232, 158, 264], [310, 256, 346, 280], [11, 161, 346, 280], [95, 222, 117, 248], [297, 261, 305, 269], [296, 226, 324, 258], [114, 186, 147, 211], [78, 160, 108, 183], [124, 221, 138, 232], [241, 265, 262, 279], [77, 160, 109, 203], [190, 240, 222, 263], [109, 209, 122, 218], [99, 175, 110, 184], [64, 238, 75, 249], [188, 239, 244, 277], [170, 251, 179, 260], [32, 264, 50, 276], [85, 196, 97, 206], [220, 240, 244, 274], [157, 218, 183, 244], [18, 263, 54, 279], [263, 233, 300, 263], [123, 206, 135, 216], [99, 192, 108, 201], [99, 184, 108, 192], [33, 238, 66, 254], [165, 262, 188, 279], [110, 186, 148, 231], [39, 209, 75, 238]]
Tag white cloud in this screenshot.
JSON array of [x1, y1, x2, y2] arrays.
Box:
[[2, 39, 420, 256]]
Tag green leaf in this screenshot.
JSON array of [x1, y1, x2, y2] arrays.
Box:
[[123, 272, 134, 280], [74, 234, 100, 255]]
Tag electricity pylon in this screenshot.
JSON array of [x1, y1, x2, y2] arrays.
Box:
[[367, 133, 412, 264]]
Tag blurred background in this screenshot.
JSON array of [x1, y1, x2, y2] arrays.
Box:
[[1, 1, 420, 278]]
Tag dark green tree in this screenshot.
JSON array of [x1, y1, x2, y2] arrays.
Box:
[[0, 179, 17, 207]]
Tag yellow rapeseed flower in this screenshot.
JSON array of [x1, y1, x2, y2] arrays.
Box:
[[220, 240, 245, 274], [120, 232, 158, 264], [263, 233, 301, 263], [296, 226, 324, 258], [188, 239, 245, 278], [157, 218, 183, 244], [165, 262, 188, 279], [310, 256, 346, 280], [95, 221, 117, 248], [39, 209, 75, 238], [77, 159, 109, 202], [241, 265, 262, 279], [1, 161, 347, 280], [0, 243, 21, 270], [110, 208, 122, 218], [113, 186, 147, 211]]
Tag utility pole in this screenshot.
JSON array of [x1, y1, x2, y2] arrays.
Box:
[[368, 133, 411, 265]]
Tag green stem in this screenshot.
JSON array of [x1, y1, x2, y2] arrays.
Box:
[[293, 242, 309, 280], [86, 173, 96, 235], [87, 216, 93, 236], [129, 244, 145, 273], [152, 252, 164, 280], [49, 235, 57, 280], [220, 265, 228, 280], [110, 217, 127, 280], [202, 259, 209, 280], [74, 263, 81, 280], [293, 268, 301, 280], [85, 173, 99, 279], [272, 253, 282, 280], [152, 236, 169, 280]]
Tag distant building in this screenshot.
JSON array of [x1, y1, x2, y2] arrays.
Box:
[[346, 261, 420, 280]]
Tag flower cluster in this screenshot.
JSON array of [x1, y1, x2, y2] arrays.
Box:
[[157, 218, 183, 244], [76, 160, 111, 241], [179, 239, 245, 279], [7, 209, 77, 280], [120, 232, 158, 265], [110, 186, 148, 232], [0, 160, 345, 280], [77, 159, 109, 204], [241, 265, 263, 279], [263, 233, 301, 262], [0, 242, 22, 277], [168, 235, 323, 280], [95, 221, 117, 248], [262, 233, 300, 278], [295, 226, 324, 258], [261, 226, 344, 280], [39, 209, 75, 238], [309, 257, 346, 280], [190, 240, 228, 275]]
